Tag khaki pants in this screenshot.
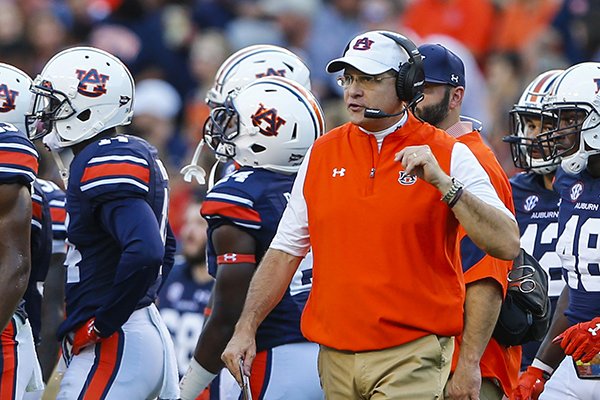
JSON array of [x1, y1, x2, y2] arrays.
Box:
[[318, 335, 454, 400]]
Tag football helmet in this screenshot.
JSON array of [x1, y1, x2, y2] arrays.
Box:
[[505, 69, 562, 174], [206, 44, 311, 107], [537, 62, 600, 175], [26, 46, 134, 147], [203, 76, 324, 174], [0, 63, 32, 132]]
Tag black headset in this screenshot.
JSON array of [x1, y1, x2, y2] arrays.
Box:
[[378, 32, 425, 103]]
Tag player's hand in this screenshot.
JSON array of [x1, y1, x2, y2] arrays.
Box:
[[510, 366, 546, 400], [72, 318, 102, 355], [394, 145, 452, 191], [553, 317, 600, 363], [444, 361, 481, 399], [221, 326, 257, 387]]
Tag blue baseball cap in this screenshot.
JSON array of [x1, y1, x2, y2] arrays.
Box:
[[418, 44, 465, 88]]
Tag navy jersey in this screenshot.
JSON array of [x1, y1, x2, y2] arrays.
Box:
[[511, 172, 564, 368], [511, 172, 563, 297], [201, 167, 312, 352], [37, 178, 67, 246], [23, 179, 66, 344], [158, 257, 214, 377], [23, 180, 52, 343], [0, 123, 39, 325], [554, 167, 600, 324], [0, 122, 38, 186], [58, 134, 175, 339]]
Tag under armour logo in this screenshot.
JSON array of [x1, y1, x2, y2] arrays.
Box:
[[353, 37, 374, 51], [223, 253, 237, 262], [589, 323, 600, 336], [332, 168, 345, 177], [570, 182, 584, 202], [451, 74, 459, 84], [75, 68, 110, 98]]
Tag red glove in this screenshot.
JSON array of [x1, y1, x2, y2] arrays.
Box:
[[510, 366, 546, 400], [72, 318, 102, 355], [553, 317, 600, 363]]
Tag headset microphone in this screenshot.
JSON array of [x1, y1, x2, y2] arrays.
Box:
[[363, 92, 425, 119], [363, 108, 405, 119]]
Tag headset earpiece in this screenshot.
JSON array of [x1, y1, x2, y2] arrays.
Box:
[[379, 32, 424, 103]]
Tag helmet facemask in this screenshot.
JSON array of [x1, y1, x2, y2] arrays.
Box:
[[26, 76, 77, 142], [203, 95, 240, 163]]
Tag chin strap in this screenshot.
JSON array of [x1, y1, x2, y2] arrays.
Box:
[[51, 150, 70, 188], [180, 140, 208, 185], [207, 159, 220, 191]]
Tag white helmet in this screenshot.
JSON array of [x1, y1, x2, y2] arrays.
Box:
[[0, 63, 32, 132], [203, 76, 324, 174], [537, 63, 600, 175], [26, 46, 135, 147], [206, 44, 311, 107], [505, 69, 563, 174]]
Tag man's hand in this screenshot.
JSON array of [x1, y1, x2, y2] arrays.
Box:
[[445, 362, 481, 399], [510, 366, 546, 400], [395, 145, 452, 191], [553, 317, 600, 363], [72, 318, 102, 355], [221, 326, 257, 386]]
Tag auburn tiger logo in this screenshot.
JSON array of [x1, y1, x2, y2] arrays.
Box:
[[353, 37, 374, 51], [0, 84, 18, 113], [255, 68, 287, 79], [251, 103, 286, 137], [76, 69, 110, 98]]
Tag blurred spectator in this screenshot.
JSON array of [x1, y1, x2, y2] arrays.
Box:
[[133, 78, 185, 169], [158, 201, 214, 378], [26, 9, 69, 73], [0, 1, 30, 69], [401, 0, 496, 61], [306, 0, 362, 98], [486, 51, 526, 175], [184, 30, 230, 150], [494, 0, 561, 55]]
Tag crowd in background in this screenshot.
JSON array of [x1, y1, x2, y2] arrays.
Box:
[[6, 0, 599, 237]]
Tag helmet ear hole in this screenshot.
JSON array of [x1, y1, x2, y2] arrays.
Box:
[[251, 143, 267, 153], [77, 109, 91, 121]]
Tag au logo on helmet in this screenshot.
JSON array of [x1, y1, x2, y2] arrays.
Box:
[[0, 84, 18, 113], [251, 103, 286, 137], [76, 68, 110, 98], [255, 68, 287, 79]]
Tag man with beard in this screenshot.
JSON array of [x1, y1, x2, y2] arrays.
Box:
[[416, 43, 520, 399]]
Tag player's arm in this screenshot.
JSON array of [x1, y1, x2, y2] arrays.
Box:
[[38, 250, 65, 382], [180, 224, 256, 399], [91, 197, 165, 337], [512, 286, 570, 399], [447, 276, 503, 399], [0, 183, 32, 332], [222, 248, 302, 385]]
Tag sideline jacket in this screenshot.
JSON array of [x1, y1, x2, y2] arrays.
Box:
[[271, 113, 512, 351], [448, 123, 521, 395]]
